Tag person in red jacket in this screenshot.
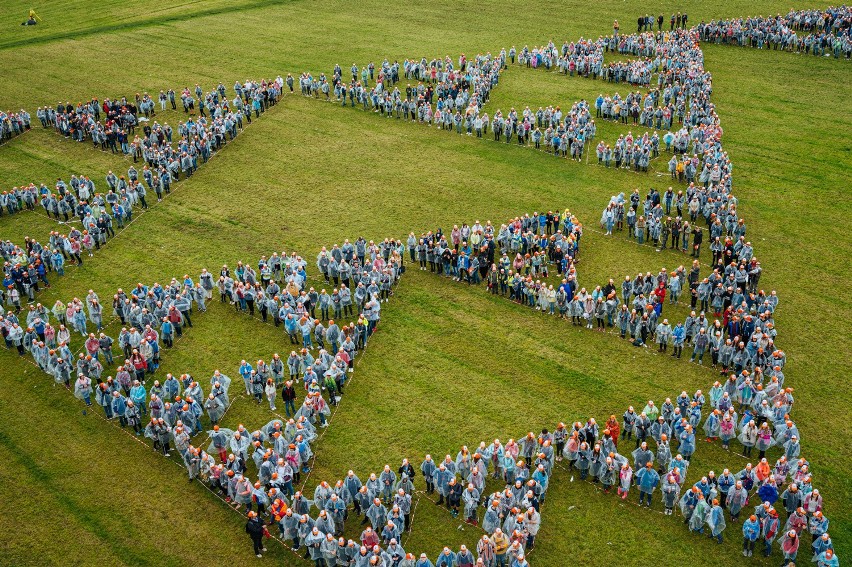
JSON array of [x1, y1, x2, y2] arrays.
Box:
[[167, 305, 183, 337], [360, 526, 379, 550], [130, 348, 146, 383]]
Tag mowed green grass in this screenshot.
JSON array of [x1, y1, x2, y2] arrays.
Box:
[[0, 1, 850, 565], [0, 0, 283, 49]]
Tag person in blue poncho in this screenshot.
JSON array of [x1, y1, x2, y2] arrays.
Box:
[[635, 461, 660, 507], [742, 514, 760, 557], [706, 498, 727, 543], [679, 424, 696, 460]]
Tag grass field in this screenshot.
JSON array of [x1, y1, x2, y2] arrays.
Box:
[[0, 1, 850, 565]]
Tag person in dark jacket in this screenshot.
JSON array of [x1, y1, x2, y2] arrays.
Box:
[[692, 226, 703, 257], [282, 380, 297, 417], [245, 511, 266, 557]]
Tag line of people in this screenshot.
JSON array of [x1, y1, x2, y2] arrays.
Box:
[[628, 13, 691, 34], [303, 37, 670, 171], [514, 37, 656, 86], [0, 80, 285, 308], [696, 8, 852, 58], [234, 376, 833, 566]]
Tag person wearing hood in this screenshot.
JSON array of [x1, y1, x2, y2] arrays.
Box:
[[706, 498, 726, 543]]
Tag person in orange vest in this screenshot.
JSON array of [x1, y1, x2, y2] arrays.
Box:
[[269, 497, 288, 538]]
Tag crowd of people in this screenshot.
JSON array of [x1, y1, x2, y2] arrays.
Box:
[[368, 16, 837, 565], [1, 11, 843, 565], [0, 108, 31, 145], [309, 47, 612, 167], [402, 206, 835, 565], [626, 6, 852, 59], [10, 78, 282, 225], [0, 78, 283, 294], [599, 180, 745, 260], [3, 169, 157, 223], [45, 78, 283, 154], [1, 237, 425, 562], [3, 30, 706, 302], [0, 193, 838, 561], [10, 4, 838, 236], [302, 40, 606, 163], [297, 54, 506, 141], [696, 7, 852, 58], [318, 22, 736, 179], [0, 181, 42, 217], [515, 36, 659, 85], [4, 253, 835, 564]]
